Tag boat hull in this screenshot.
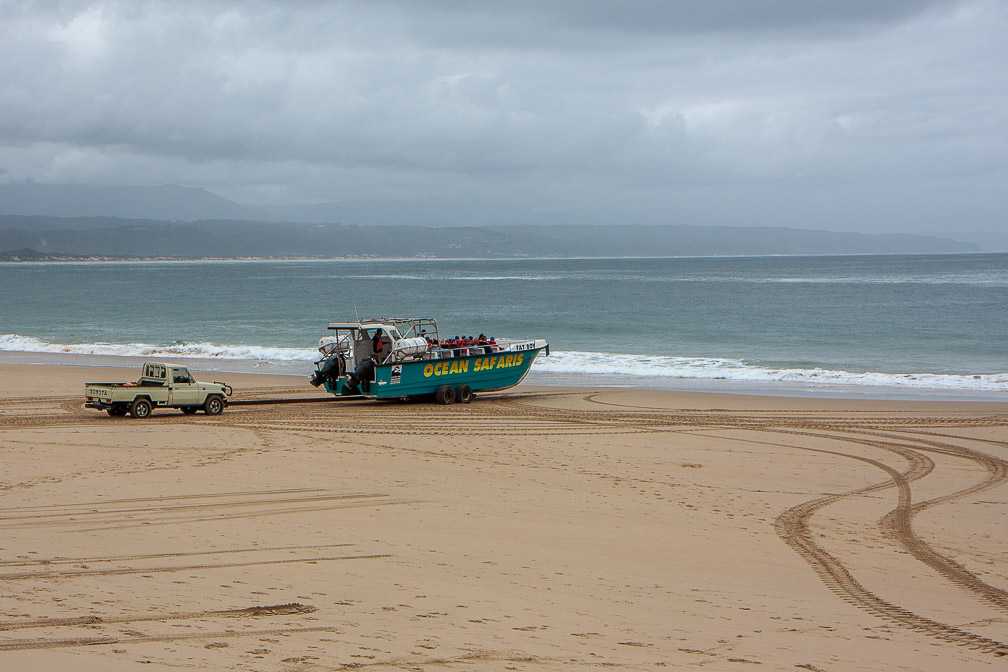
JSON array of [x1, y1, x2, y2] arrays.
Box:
[[323, 346, 546, 399]]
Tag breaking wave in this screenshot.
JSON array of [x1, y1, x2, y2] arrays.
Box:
[[0, 334, 318, 362], [535, 350, 1008, 392]]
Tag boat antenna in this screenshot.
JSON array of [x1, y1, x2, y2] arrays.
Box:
[[353, 298, 360, 323]]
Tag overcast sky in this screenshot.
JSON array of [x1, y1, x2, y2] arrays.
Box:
[[1, 0, 1005, 234]]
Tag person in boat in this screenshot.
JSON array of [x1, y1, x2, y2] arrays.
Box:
[[344, 328, 385, 395]]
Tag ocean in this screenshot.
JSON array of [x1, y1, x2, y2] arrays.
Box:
[[1, 254, 1006, 399]]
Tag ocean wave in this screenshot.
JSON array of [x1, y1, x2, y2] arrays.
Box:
[[329, 273, 1008, 287], [728, 274, 1008, 287], [2, 335, 1006, 392], [0, 334, 318, 362], [336, 274, 571, 281], [534, 350, 1008, 392]]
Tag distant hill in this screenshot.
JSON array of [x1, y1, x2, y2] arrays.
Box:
[[958, 230, 1008, 253], [0, 184, 998, 252], [268, 198, 541, 228], [0, 184, 270, 221], [0, 216, 981, 259], [0, 185, 536, 228]]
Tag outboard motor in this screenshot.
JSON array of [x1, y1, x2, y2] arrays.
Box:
[[310, 336, 348, 387], [310, 353, 346, 387], [342, 356, 376, 395]]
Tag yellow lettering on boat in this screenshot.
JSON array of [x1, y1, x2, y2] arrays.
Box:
[[425, 352, 525, 378]]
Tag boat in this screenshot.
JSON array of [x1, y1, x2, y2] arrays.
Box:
[[309, 317, 548, 403]]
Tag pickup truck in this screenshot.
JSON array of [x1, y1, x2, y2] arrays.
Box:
[[85, 362, 233, 419]]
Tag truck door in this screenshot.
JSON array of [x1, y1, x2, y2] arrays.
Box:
[[169, 367, 201, 406]]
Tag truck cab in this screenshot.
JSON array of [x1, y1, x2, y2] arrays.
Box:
[[138, 362, 202, 407]]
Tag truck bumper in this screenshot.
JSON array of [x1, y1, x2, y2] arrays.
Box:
[[85, 400, 111, 410]]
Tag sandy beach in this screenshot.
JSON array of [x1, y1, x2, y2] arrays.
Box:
[[0, 362, 1006, 671]]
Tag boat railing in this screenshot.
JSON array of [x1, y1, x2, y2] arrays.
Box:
[[373, 317, 440, 344]]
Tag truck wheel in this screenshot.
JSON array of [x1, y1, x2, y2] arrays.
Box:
[[203, 395, 224, 415], [435, 385, 455, 405], [129, 398, 152, 419], [181, 406, 198, 414], [457, 384, 474, 404], [107, 405, 127, 417]]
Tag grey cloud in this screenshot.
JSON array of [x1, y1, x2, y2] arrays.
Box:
[[0, 0, 1005, 236], [330, 0, 952, 50]]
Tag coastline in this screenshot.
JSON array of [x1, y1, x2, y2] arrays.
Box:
[[2, 350, 1005, 403], [1, 361, 1006, 670], [3, 359, 1005, 410]]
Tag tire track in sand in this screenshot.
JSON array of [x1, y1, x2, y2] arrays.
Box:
[[0, 552, 390, 582], [773, 443, 1008, 656], [498, 395, 1008, 656], [691, 426, 1008, 657], [0, 543, 355, 570], [756, 426, 1008, 617], [0, 602, 316, 631], [0, 626, 339, 652]]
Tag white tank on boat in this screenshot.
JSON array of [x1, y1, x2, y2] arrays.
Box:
[[390, 336, 429, 358], [318, 335, 350, 355]]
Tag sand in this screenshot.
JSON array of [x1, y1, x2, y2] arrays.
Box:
[[0, 362, 1006, 671]]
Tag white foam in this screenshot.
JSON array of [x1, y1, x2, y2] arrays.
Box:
[[0, 334, 317, 362], [532, 350, 1008, 392]]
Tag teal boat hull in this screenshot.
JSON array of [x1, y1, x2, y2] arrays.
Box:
[[323, 346, 546, 399]]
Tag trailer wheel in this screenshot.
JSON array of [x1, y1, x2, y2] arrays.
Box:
[[457, 384, 474, 404], [129, 398, 152, 419], [435, 385, 456, 405], [203, 395, 224, 415], [181, 406, 198, 414]]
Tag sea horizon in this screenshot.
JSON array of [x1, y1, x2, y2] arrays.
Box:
[[3, 250, 1005, 264]]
